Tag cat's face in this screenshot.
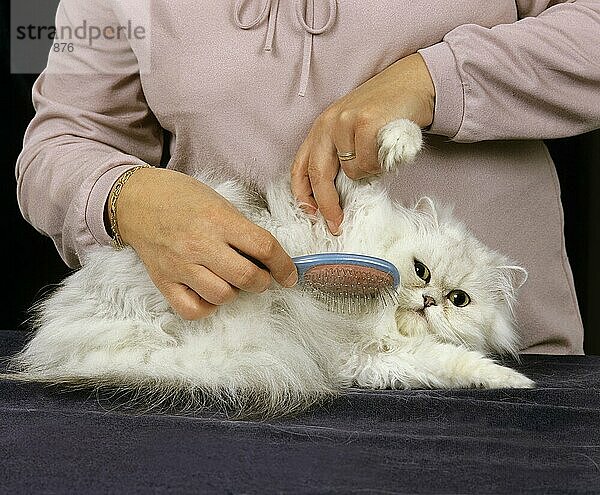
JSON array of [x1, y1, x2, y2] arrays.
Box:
[[384, 199, 527, 355]]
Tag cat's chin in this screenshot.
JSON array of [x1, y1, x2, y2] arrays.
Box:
[[395, 309, 431, 338]]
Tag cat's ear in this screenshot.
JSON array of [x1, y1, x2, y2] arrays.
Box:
[[414, 197, 439, 226], [497, 265, 529, 291]]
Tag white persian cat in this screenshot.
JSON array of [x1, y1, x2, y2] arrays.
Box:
[[6, 120, 534, 418]]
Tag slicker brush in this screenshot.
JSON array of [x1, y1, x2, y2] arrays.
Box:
[[292, 253, 400, 314]]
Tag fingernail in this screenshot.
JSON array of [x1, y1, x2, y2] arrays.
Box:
[[327, 220, 341, 236], [283, 270, 298, 288], [298, 202, 318, 215]]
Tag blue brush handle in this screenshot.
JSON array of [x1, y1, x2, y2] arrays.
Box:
[[292, 253, 400, 288]]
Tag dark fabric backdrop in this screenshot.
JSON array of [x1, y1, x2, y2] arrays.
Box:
[[2, 4, 598, 354], [2, 328, 600, 495]]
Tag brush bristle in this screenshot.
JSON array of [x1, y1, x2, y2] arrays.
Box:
[[301, 264, 398, 314]]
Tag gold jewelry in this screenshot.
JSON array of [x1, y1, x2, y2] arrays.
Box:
[[337, 151, 356, 162], [108, 165, 151, 249]]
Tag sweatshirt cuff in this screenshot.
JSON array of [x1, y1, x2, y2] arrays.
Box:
[[417, 41, 465, 139], [85, 163, 148, 247]]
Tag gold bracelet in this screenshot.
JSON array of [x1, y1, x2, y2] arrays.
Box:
[[108, 165, 151, 249]]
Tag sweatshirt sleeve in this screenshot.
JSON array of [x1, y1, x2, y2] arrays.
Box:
[[15, 0, 164, 268], [417, 0, 600, 142]]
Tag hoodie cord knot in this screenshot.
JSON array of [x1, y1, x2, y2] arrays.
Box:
[[234, 0, 338, 96]]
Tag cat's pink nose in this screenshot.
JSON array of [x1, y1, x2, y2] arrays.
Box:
[[423, 295, 437, 308]]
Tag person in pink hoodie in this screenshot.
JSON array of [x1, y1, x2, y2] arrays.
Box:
[[16, 1, 600, 354]]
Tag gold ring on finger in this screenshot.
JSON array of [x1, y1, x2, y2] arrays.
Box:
[[337, 151, 356, 161]]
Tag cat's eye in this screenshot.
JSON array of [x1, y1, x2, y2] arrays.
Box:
[[447, 290, 471, 307], [414, 260, 431, 284]]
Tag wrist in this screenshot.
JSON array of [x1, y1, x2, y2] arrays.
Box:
[[411, 52, 436, 129], [106, 165, 153, 249], [386, 53, 436, 129]]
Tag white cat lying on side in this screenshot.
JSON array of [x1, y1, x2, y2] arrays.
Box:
[[7, 120, 534, 418]]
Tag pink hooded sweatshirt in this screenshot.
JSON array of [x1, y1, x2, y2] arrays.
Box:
[[15, 0, 600, 354]]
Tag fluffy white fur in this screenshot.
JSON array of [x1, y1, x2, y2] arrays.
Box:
[[6, 119, 534, 418]]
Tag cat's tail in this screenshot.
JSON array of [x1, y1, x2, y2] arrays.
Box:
[[0, 245, 344, 419], [2, 294, 342, 419]]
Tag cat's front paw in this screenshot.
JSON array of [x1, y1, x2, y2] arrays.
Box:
[[377, 119, 422, 172], [475, 363, 535, 389]]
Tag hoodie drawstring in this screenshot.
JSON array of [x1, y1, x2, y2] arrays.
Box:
[[234, 0, 337, 97]]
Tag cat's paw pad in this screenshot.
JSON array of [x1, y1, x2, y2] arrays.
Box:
[[377, 119, 423, 172]]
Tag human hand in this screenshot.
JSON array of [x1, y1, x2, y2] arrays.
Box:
[[291, 52, 435, 235], [113, 167, 298, 320]]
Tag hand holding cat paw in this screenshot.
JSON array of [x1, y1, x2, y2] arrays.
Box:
[[113, 168, 298, 320], [291, 52, 435, 235]]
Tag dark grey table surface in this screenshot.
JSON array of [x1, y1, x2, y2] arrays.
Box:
[[1, 330, 599, 494]]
